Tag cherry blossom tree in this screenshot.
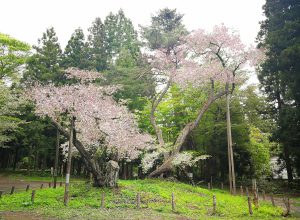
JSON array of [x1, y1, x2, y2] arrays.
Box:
[[147, 24, 265, 177], [27, 67, 154, 186]]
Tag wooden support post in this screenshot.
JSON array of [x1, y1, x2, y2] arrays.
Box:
[[136, 192, 141, 209], [213, 195, 216, 214], [240, 185, 243, 196], [0, 191, 3, 198], [10, 186, 15, 195], [60, 181, 62, 187], [101, 192, 105, 208], [246, 187, 249, 197], [210, 176, 213, 189], [270, 194, 275, 206], [49, 182, 51, 188], [221, 182, 224, 190], [171, 192, 175, 211], [208, 182, 211, 190], [26, 184, 30, 192], [40, 183, 43, 189], [262, 190, 266, 201], [64, 116, 74, 206], [247, 196, 253, 215], [31, 190, 35, 204]]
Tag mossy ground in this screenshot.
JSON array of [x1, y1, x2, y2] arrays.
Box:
[[0, 177, 292, 219]]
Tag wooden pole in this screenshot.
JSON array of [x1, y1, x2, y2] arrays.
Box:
[[262, 190, 266, 201], [226, 93, 236, 195], [240, 185, 243, 196], [101, 192, 105, 208], [40, 183, 43, 189], [246, 187, 249, 197], [31, 190, 35, 204], [208, 182, 211, 190], [64, 116, 74, 206], [247, 196, 253, 215], [0, 191, 3, 198], [10, 186, 15, 195], [54, 128, 60, 189], [213, 195, 216, 214], [210, 176, 213, 189], [136, 192, 141, 209], [171, 193, 175, 211], [26, 184, 30, 192], [49, 182, 51, 188], [221, 182, 224, 190]]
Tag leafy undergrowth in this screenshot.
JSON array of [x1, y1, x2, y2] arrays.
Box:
[[0, 179, 287, 219]]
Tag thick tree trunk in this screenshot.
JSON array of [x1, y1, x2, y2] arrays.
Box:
[[149, 85, 228, 177], [51, 119, 118, 187]]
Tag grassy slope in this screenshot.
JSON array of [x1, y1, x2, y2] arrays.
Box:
[[0, 179, 287, 219]]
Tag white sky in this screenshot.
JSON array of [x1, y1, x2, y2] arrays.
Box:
[[1, 0, 265, 84], [1, 0, 265, 48]]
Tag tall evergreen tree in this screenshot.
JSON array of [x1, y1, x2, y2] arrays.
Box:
[[257, 0, 300, 181], [104, 9, 140, 63], [141, 8, 187, 52], [87, 18, 107, 71], [25, 27, 63, 84], [62, 28, 89, 69]]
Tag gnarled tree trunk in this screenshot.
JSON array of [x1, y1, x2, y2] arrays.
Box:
[[51, 120, 119, 187], [149, 82, 228, 177]]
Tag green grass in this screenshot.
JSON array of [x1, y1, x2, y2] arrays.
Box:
[[0, 179, 288, 219]]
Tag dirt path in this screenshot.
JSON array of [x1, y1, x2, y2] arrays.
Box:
[[0, 174, 61, 194]]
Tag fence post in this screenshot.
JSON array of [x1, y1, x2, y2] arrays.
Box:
[[0, 191, 3, 198], [213, 195, 216, 214], [208, 182, 211, 190], [270, 194, 275, 206], [246, 187, 249, 197], [60, 181, 62, 187], [40, 184, 43, 189], [31, 190, 35, 204], [171, 192, 175, 211], [10, 186, 15, 195], [101, 192, 105, 208], [136, 192, 141, 209], [26, 184, 30, 192], [210, 176, 213, 189], [49, 182, 51, 188], [247, 196, 253, 215], [262, 190, 266, 201], [240, 185, 243, 196], [221, 182, 224, 190]]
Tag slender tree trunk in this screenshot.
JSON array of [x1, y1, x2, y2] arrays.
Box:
[[64, 117, 74, 205], [54, 129, 60, 188], [226, 93, 236, 194], [283, 146, 293, 183]]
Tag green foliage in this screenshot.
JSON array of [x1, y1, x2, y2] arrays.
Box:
[[24, 27, 63, 84], [104, 9, 140, 63], [141, 8, 188, 52], [0, 33, 30, 82], [0, 179, 284, 219], [87, 17, 107, 71], [258, 0, 300, 178], [62, 28, 89, 69]]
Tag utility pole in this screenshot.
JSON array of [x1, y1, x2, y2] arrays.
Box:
[[64, 116, 74, 205]]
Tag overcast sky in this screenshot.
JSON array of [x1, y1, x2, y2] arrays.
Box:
[[1, 0, 265, 48]]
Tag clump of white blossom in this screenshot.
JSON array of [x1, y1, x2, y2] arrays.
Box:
[[172, 152, 210, 168]]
